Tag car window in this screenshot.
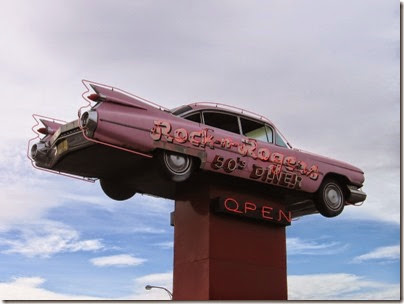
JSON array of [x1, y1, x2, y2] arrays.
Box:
[[266, 126, 273, 143], [184, 112, 201, 123], [275, 132, 288, 148], [203, 112, 240, 134], [240, 117, 272, 143]]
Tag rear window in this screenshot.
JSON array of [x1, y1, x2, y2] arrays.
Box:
[[203, 112, 240, 134], [184, 112, 201, 123]]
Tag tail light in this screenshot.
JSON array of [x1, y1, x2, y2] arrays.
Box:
[[87, 94, 99, 101], [37, 126, 57, 136], [37, 127, 48, 135]]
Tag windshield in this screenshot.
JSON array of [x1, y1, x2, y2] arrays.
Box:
[[275, 128, 292, 149]]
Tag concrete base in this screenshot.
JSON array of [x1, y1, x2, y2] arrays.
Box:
[[172, 180, 287, 300]]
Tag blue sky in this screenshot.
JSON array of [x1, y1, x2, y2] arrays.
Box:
[[0, 0, 400, 300]]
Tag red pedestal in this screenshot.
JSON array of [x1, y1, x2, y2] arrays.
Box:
[[172, 181, 288, 300]]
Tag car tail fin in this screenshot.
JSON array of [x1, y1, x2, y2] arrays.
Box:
[[89, 84, 149, 110], [39, 119, 62, 135]]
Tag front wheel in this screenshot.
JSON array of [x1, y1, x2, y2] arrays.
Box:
[[159, 150, 195, 182], [100, 179, 136, 201], [315, 179, 345, 217]]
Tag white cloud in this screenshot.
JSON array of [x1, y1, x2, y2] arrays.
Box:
[[1, 272, 173, 300], [11, 276, 46, 287], [0, 221, 103, 258], [126, 271, 400, 301], [352, 245, 400, 263], [342, 169, 400, 225], [90, 254, 146, 267], [288, 273, 400, 300], [154, 241, 174, 249], [287, 237, 347, 255], [135, 272, 173, 285], [0, 276, 101, 300], [128, 226, 166, 234], [0, 143, 101, 232], [1, 272, 399, 300], [0, 148, 62, 231]]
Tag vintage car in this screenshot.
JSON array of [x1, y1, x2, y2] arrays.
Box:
[[29, 81, 366, 218]]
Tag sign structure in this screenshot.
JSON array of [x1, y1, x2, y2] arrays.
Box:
[[29, 81, 367, 300], [213, 197, 292, 226], [174, 183, 289, 300]]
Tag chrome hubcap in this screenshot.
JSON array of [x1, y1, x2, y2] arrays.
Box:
[[324, 184, 343, 210], [164, 153, 190, 175]]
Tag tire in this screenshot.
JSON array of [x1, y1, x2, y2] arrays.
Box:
[[159, 150, 195, 182], [100, 179, 136, 201], [315, 179, 345, 217]]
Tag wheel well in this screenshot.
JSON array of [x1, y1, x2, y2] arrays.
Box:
[[322, 173, 350, 198], [193, 155, 202, 169]]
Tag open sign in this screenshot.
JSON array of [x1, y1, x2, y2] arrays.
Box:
[[213, 197, 291, 226]]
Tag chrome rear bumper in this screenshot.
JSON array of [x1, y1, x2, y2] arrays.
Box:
[[31, 119, 93, 169]]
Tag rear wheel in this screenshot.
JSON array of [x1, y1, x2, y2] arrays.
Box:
[[315, 179, 345, 217], [100, 179, 136, 201], [159, 150, 195, 182]]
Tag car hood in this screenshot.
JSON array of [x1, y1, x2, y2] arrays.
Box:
[[294, 148, 364, 174]]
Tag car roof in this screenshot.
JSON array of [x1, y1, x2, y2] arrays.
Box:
[[183, 102, 275, 126], [170, 102, 292, 148]]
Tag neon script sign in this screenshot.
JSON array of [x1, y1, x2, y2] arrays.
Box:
[[150, 120, 319, 188], [214, 197, 292, 226], [211, 154, 303, 190]]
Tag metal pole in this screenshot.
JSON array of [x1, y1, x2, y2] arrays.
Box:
[[145, 285, 173, 300]]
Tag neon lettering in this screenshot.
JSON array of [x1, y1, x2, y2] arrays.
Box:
[[216, 197, 291, 225], [201, 129, 215, 149], [250, 164, 265, 179], [307, 165, 319, 180], [236, 157, 246, 169], [189, 130, 202, 146], [278, 209, 292, 223], [238, 139, 257, 159], [221, 138, 234, 149], [223, 158, 237, 173], [150, 120, 320, 184], [224, 198, 243, 214], [270, 152, 284, 166], [211, 155, 224, 170], [174, 128, 188, 143], [244, 202, 257, 213], [284, 156, 296, 171], [295, 176, 302, 190], [297, 161, 308, 175], [261, 206, 274, 219], [257, 148, 270, 161]]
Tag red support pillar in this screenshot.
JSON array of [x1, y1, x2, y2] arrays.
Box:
[[172, 181, 288, 300]]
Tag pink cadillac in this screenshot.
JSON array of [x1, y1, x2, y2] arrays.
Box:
[[29, 81, 366, 218]]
